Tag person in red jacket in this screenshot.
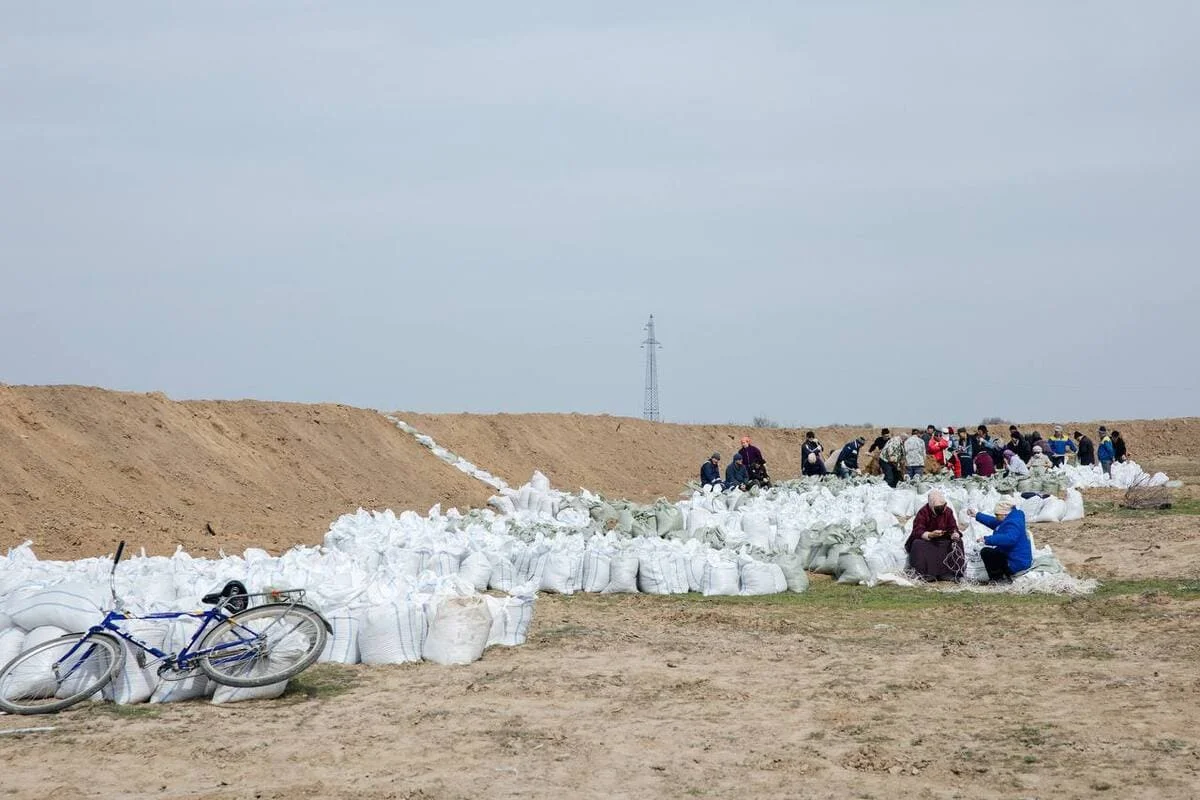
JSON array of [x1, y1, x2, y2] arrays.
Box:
[[927, 429, 950, 471]]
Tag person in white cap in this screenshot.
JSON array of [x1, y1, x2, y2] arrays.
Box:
[[1027, 445, 1053, 473], [968, 501, 1033, 582], [1047, 425, 1076, 467]]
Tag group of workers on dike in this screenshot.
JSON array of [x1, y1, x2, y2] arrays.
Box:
[[696, 425, 1125, 584]]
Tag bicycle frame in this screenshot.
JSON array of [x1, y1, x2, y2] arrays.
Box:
[[53, 598, 302, 681]]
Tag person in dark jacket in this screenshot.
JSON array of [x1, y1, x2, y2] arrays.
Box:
[[868, 429, 891, 454], [906, 490, 963, 581], [969, 501, 1032, 582], [1111, 430, 1128, 463], [724, 452, 749, 490], [700, 453, 722, 488], [834, 437, 866, 478], [1074, 431, 1095, 466], [801, 432, 826, 476], [737, 437, 765, 469], [1008, 433, 1032, 463]]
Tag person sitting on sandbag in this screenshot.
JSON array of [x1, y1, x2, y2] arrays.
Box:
[[1027, 445, 1053, 473], [724, 452, 750, 491], [968, 500, 1033, 583], [905, 489, 964, 582], [834, 437, 867, 478], [700, 452, 723, 489], [738, 436, 771, 488], [801, 432, 826, 476]]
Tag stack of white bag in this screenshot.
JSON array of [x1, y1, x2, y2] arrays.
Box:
[[0, 538, 540, 708], [1060, 460, 1169, 490]]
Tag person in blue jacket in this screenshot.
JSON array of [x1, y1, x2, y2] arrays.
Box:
[[700, 452, 723, 489], [1097, 426, 1115, 476], [968, 500, 1032, 582]]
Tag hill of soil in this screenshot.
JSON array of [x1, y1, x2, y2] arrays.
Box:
[[0, 385, 493, 560], [1, 384, 1196, 561]]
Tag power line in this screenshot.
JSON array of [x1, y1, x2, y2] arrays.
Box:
[[641, 315, 661, 422]]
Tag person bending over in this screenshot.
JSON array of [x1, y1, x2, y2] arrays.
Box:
[[968, 501, 1032, 583]]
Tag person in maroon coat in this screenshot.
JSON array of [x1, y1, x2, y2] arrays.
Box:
[[905, 490, 964, 581], [737, 437, 765, 469]]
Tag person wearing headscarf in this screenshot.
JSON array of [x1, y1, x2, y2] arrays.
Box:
[[801, 432, 826, 476], [724, 452, 749, 491], [1027, 445, 1053, 472], [700, 452, 722, 488], [1004, 449, 1030, 476], [905, 489, 964, 581], [973, 448, 996, 477], [927, 428, 951, 470], [969, 500, 1033, 582]]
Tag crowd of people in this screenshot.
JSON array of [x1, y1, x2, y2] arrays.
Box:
[[697, 424, 1132, 584]]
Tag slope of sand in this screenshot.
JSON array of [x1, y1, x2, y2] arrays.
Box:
[[0, 385, 493, 560]]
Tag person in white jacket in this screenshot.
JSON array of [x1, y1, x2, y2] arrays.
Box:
[[1004, 449, 1030, 476], [903, 430, 927, 479]]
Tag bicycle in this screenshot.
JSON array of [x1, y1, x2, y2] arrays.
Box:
[[0, 541, 330, 715]]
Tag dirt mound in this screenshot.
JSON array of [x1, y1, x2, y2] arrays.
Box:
[[402, 412, 1199, 502], [2, 384, 1196, 561], [0, 385, 493, 560]]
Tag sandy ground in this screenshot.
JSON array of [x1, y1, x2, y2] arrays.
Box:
[[1, 385, 1198, 798], [2, 588, 1198, 799]]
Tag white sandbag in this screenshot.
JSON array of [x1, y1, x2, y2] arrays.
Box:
[[686, 553, 707, 593], [359, 602, 427, 664], [484, 594, 536, 647], [424, 596, 493, 665], [835, 553, 872, 585], [539, 549, 583, 595], [887, 489, 918, 518], [0, 628, 27, 669], [211, 680, 288, 704], [1016, 495, 1045, 518], [513, 548, 549, 584], [150, 619, 212, 703], [580, 549, 611, 593], [530, 471, 551, 492], [318, 613, 361, 664], [488, 556, 520, 593], [603, 553, 641, 594], [458, 552, 493, 592], [775, 525, 803, 555], [8, 584, 108, 633], [102, 620, 167, 705], [741, 513, 773, 551], [636, 550, 690, 595], [1062, 488, 1085, 522], [1034, 496, 1067, 524], [701, 559, 741, 596], [740, 561, 787, 595], [773, 553, 809, 593], [2, 626, 70, 699]]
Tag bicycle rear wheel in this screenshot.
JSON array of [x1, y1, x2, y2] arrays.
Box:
[[0, 633, 124, 715], [197, 603, 327, 688]]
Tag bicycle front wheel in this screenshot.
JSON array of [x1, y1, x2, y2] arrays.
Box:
[[197, 604, 328, 688], [0, 633, 124, 715]]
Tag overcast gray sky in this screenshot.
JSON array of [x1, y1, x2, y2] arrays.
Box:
[[2, 2, 1198, 425]]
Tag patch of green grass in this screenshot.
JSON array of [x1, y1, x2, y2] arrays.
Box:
[[281, 664, 360, 700]]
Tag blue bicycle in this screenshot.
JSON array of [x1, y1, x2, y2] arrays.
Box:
[[0, 542, 330, 714]]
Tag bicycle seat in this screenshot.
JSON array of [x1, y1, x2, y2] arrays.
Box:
[[202, 580, 249, 613]]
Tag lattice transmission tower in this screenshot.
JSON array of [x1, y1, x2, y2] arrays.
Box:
[[641, 314, 661, 422]]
